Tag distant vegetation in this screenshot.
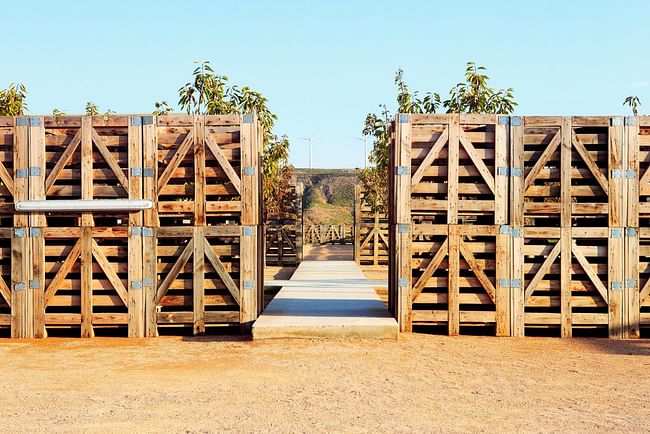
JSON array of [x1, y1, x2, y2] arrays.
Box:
[[295, 168, 358, 225]]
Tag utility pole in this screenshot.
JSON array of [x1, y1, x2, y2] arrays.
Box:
[[299, 137, 313, 169], [355, 137, 368, 168]]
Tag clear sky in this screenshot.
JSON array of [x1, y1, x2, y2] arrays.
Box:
[[3, 0, 649, 168]]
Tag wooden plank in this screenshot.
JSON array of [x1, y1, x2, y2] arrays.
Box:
[[193, 226, 205, 334], [495, 229, 510, 336], [156, 130, 194, 192], [11, 230, 29, 337], [44, 239, 81, 306], [204, 237, 240, 304], [144, 227, 157, 337], [411, 127, 448, 186], [80, 226, 94, 337], [448, 225, 460, 336], [447, 115, 459, 224], [32, 232, 45, 338], [143, 116, 158, 227], [458, 132, 495, 194], [240, 225, 257, 330], [91, 128, 129, 192], [411, 237, 448, 299], [560, 227, 572, 337], [354, 185, 360, 263], [81, 116, 94, 227], [561, 117, 572, 227], [205, 134, 241, 193], [606, 229, 623, 339], [14, 118, 28, 228], [572, 131, 609, 195], [155, 238, 194, 303], [45, 129, 80, 194], [194, 116, 206, 226]]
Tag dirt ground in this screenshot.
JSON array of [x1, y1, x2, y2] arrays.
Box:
[[1, 334, 649, 433]]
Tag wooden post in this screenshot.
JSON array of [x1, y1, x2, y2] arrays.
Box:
[[447, 114, 460, 224], [448, 224, 460, 336], [127, 116, 144, 337], [510, 116, 525, 337], [29, 117, 45, 338], [11, 118, 29, 338], [353, 185, 360, 263], [81, 116, 94, 228], [560, 117, 572, 337], [296, 183, 304, 263], [239, 114, 260, 330], [194, 115, 206, 227], [393, 113, 412, 331], [80, 225, 94, 338], [625, 116, 640, 338], [608, 117, 624, 339], [495, 227, 510, 337], [193, 226, 205, 334]]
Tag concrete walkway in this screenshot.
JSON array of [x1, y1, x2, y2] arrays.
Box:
[[253, 261, 398, 340]]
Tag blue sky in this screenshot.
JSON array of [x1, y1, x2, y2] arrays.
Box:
[[3, 0, 649, 168]]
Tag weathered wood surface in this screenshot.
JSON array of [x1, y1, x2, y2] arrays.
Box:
[[1, 115, 261, 338], [390, 114, 644, 338], [353, 185, 389, 266], [265, 183, 303, 266], [304, 224, 352, 245]]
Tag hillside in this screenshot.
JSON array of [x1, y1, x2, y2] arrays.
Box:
[[293, 168, 360, 225]]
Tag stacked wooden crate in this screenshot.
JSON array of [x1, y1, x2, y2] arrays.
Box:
[[353, 185, 389, 266], [1, 114, 262, 339], [391, 114, 510, 335], [265, 183, 303, 266], [391, 114, 648, 338]]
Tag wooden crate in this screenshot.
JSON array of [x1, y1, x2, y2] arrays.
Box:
[[409, 224, 510, 336], [406, 114, 509, 225], [35, 115, 143, 227], [153, 115, 256, 227], [354, 185, 389, 266], [32, 227, 137, 337], [265, 183, 303, 266], [147, 226, 255, 335], [511, 116, 623, 228], [511, 227, 624, 337]]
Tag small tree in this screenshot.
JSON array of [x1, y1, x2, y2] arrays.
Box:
[[85, 101, 99, 116], [177, 61, 292, 221], [0, 83, 28, 116], [624, 96, 641, 116], [361, 62, 517, 213]]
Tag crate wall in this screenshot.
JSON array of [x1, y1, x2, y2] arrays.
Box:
[[354, 186, 389, 266], [3, 114, 261, 339], [265, 183, 303, 266]]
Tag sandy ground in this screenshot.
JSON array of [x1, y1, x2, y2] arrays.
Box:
[[1, 335, 649, 433]]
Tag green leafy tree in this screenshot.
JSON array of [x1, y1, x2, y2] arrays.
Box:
[[85, 101, 99, 116], [152, 100, 172, 115], [177, 61, 291, 221], [0, 83, 28, 116], [624, 96, 641, 116], [52, 108, 66, 116], [362, 62, 517, 212]]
